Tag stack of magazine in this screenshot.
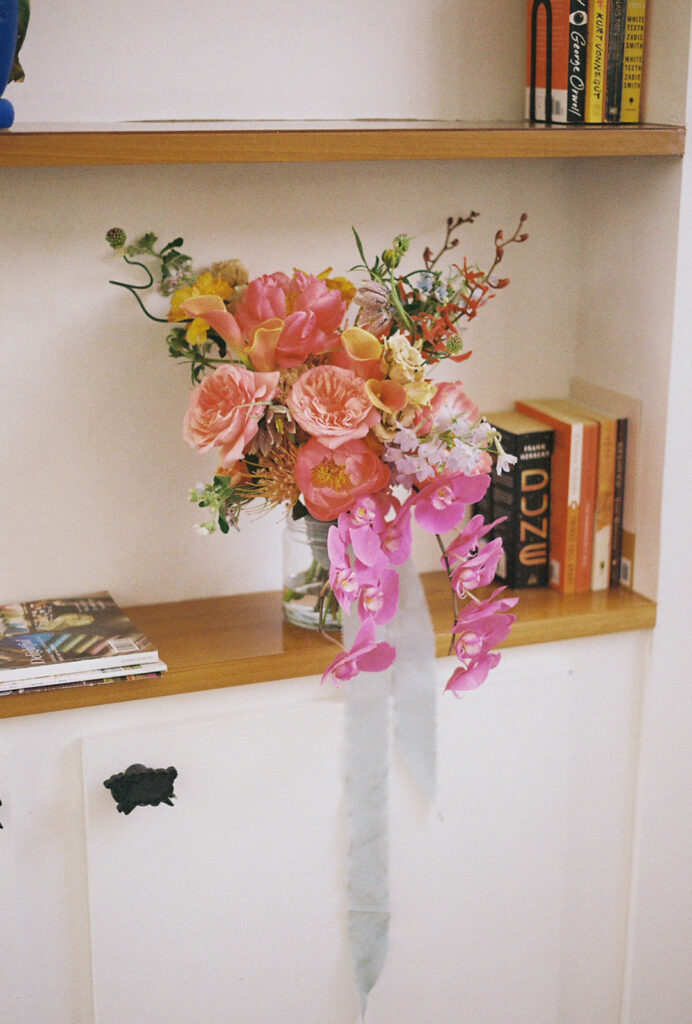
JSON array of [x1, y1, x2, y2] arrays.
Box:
[[0, 592, 166, 696]]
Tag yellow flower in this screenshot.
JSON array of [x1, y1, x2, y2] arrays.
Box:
[[169, 272, 234, 345], [317, 267, 357, 305]]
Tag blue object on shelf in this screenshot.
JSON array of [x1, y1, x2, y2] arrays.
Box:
[[0, 0, 19, 129]]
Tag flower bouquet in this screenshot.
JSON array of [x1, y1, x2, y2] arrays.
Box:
[[106, 212, 527, 694]]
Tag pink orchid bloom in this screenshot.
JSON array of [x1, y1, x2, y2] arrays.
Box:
[[450, 538, 505, 596], [446, 514, 504, 565], [321, 618, 396, 686], [444, 588, 517, 695], [412, 473, 490, 534], [357, 568, 400, 626], [445, 651, 502, 694]]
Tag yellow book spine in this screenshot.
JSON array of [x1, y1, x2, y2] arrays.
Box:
[[621, 0, 647, 122], [585, 0, 609, 122]]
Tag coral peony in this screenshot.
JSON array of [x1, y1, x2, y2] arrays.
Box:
[[183, 364, 279, 468], [235, 271, 348, 368], [287, 365, 379, 449], [295, 437, 391, 521]]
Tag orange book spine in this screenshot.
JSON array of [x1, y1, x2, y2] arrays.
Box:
[[526, 0, 571, 123], [574, 420, 599, 592], [515, 401, 581, 593]]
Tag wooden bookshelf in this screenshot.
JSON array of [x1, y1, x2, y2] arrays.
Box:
[[0, 120, 685, 166], [0, 576, 656, 719]]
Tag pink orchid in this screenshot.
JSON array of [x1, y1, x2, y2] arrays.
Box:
[[412, 473, 490, 534], [445, 652, 502, 694], [321, 618, 396, 685], [450, 538, 505, 596], [445, 588, 518, 695], [446, 514, 503, 565], [357, 568, 400, 626]]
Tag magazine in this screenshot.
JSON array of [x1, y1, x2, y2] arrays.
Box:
[[0, 592, 159, 683]]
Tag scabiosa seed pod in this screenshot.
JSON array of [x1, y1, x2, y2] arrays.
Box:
[[106, 227, 127, 249], [445, 335, 464, 355]]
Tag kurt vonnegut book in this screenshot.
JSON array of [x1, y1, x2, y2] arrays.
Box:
[[0, 592, 159, 683]]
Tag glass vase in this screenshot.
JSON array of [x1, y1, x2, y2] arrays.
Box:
[[282, 514, 341, 631]]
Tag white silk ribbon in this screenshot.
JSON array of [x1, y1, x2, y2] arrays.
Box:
[[343, 559, 437, 1017]]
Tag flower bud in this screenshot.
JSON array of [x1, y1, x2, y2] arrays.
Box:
[[105, 227, 126, 249]]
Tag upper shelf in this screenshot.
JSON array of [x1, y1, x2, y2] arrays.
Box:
[[0, 120, 685, 166]]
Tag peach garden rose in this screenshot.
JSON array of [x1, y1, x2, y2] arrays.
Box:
[[287, 365, 380, 449], [183, 363, 280, 468]]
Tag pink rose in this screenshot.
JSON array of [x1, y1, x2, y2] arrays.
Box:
[[183, 364, 279, 467], [295, 437, 391, 521], [287, 365, 379, 449]]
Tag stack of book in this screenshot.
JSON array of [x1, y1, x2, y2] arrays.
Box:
[[480, 382, 636, 594], [0, 592, 166, 696], [526, 0, 648, 125]]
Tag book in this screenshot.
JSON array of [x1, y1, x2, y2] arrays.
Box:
[[0, 592, 159, 684], [585, 0, 609, 121], [485, 411, 554, 589], [569, 378, 637, 588], [0, 658, 168, 695], [515, 398, 599, 593], [526, 0, 589, 123], [563, 401, 618, 589], [605, 0, 628, 121], [620, 0, 647, 122]]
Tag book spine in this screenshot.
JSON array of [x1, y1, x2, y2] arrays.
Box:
[[568, 0, 589, 122], [605, 0, 627, 121], [609, 418, 628, 586], [489, 425, 553, 588], [575, 420, 599, 592], [620, 0, 647, 122], [515, 402, 581, 593], [585, 0, 609, 121], [527, 0, 571, 123], [591, 418, 617, 590]]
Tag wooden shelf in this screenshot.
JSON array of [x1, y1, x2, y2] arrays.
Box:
[[0, 576, 656, 719], [0, 120, 685, 166]]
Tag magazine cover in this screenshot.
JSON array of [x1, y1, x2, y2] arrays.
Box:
[[0, 592, 159, 682]]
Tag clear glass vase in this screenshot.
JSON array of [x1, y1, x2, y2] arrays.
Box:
[[282, 514, 341, 631]]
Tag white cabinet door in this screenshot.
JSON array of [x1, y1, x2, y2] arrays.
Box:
[[0, 749, 21, 1024], [82, 700, 350, 1024]]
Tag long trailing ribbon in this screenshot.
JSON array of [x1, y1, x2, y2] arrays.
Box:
[[343, 559, 437, 1017]]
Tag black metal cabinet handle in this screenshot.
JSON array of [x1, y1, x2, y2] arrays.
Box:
[[103, 763, 177, 815]]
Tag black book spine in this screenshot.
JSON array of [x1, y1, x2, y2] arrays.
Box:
[[489, 425, 554, 589], [567, 0, 589, 121], [605, 0, 627, 121], [609, 417, 628, 587]]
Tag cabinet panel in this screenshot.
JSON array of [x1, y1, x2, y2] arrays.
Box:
[[82, 701, 350, 1024], [80, 639, 642, 1024]]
